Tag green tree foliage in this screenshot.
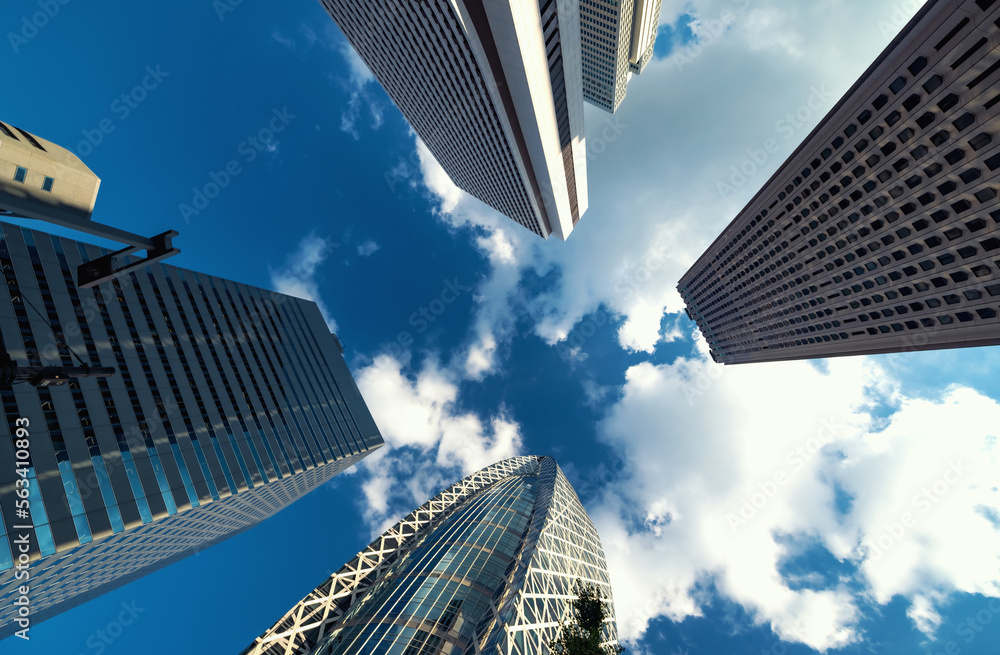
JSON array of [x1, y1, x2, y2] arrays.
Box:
[[549, 583, 624, 655]]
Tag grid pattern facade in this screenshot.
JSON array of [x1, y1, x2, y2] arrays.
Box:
[[244, 456, 620, 655], [0, 222, 383, 636], [319, 0, 557, 237], [581, 0, 636, 112], [679, 0, 1000, 364], [629, 0, 662, 74], [540, 0, 583, 225]]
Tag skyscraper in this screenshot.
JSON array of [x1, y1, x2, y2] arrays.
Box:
[[243, 456, 621, 655], [320, 0, 588, 240], [679, 0, 1000, 364], [581, 0, 663, 112], [0, 221, 383, 638]]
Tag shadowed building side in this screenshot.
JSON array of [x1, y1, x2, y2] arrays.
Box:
[[679, 0, 1000, 364], [317, 0, 588, 240], [0, 120, 100, 225]]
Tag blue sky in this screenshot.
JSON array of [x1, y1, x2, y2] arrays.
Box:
[[3, 0, 1000, 654]]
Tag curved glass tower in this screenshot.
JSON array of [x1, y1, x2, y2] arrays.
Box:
[[243, 456, 620, 655]]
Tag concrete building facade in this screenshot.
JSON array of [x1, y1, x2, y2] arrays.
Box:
[[679, 0, 1000, 364], [319, 0, 588, 239], [0, 222, 383, 637], [243, 456, 620, 655], [0, 120, 100, 226], [581, 0, 663, 112]]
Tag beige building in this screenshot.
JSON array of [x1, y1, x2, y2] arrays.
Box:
[[679, 0, 1000, 364], [0, 120, 100, 225], [581, 0, 663, 112]]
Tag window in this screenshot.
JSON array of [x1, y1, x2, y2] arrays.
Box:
[[15, 127, 45, 151], [0, 122, 18, 139], [13, 166, 27, 183], [42, 176, 54, 192]]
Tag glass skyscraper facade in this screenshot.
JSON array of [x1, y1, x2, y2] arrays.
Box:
[[581, 0, 663, 112], [0, 221, 383, 637], [244, 456, 620, 655]]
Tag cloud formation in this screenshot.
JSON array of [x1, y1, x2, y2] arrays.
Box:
[[269, 232, 339, 332], [337, 0, 1000, 651], [590, 352, 1000, 650], [356, 239, 380, 257], [353, 355, 523, 534]]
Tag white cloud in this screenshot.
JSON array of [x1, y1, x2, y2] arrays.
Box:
[[414, 139, 529, 379], [357, 240, 380, 257], [333, 2, 1000, 651], [336, 40, 383, 139], [353, 354, 524, 534], [588, 352, 1000, 651], [269, 232, 339, 332], [271, 27, 296, 50], [401, 0, 930, 365]]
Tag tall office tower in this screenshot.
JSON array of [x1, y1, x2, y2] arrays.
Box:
[[0, 221, 383, 638], [679, 0, 1000, 365], [581, 0, 663, 112], [243, 456, 621, 655], [320, 0, 588, 240], [0, 119, 100, 224]]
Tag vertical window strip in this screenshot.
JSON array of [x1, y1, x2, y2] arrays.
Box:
[[57, 458, 93, 543], [82, 252, 155, 524], [231, 288, 302, 475], [218, 285, 288, 479], [164, 275, 237, 497], [50, 237, 127, 533], [40, 389, 93, 544], [126, 271, 200, 507], [21, 231, 94, 545], [176, 276, 257, 490], [119, 450, 153, 524], [257, 299, 330, 464], [279, 302, 354, 457], [108, 274, 181, 516], [274, 304, 342, 460], [23, 466, 56, 555], [145, 449, 178, 515], [224, 428, 254, 489], [284, 302, 367, 454], [248, 288, 317, 470], [207, 428, 239, 495], [199, 281, 275, 482], [90, 455, 125, 533], [146, 269, 219, 498]]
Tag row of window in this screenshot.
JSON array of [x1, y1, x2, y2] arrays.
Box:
[[11, 165, 55, 191], [683, 9, 1000, 303], [685, 6, 1000, 359], [334, 1, 544, 234], [0, 121, 47, 151]]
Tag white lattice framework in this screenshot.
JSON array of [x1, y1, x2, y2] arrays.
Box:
[[242, 456, 541, 655], [464, 458, 621, 655]]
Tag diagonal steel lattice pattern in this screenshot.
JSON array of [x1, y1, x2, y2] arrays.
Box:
[[243, 455, 621, 654], [465, 457, 620, 655], [242, 456, 543, 655]]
